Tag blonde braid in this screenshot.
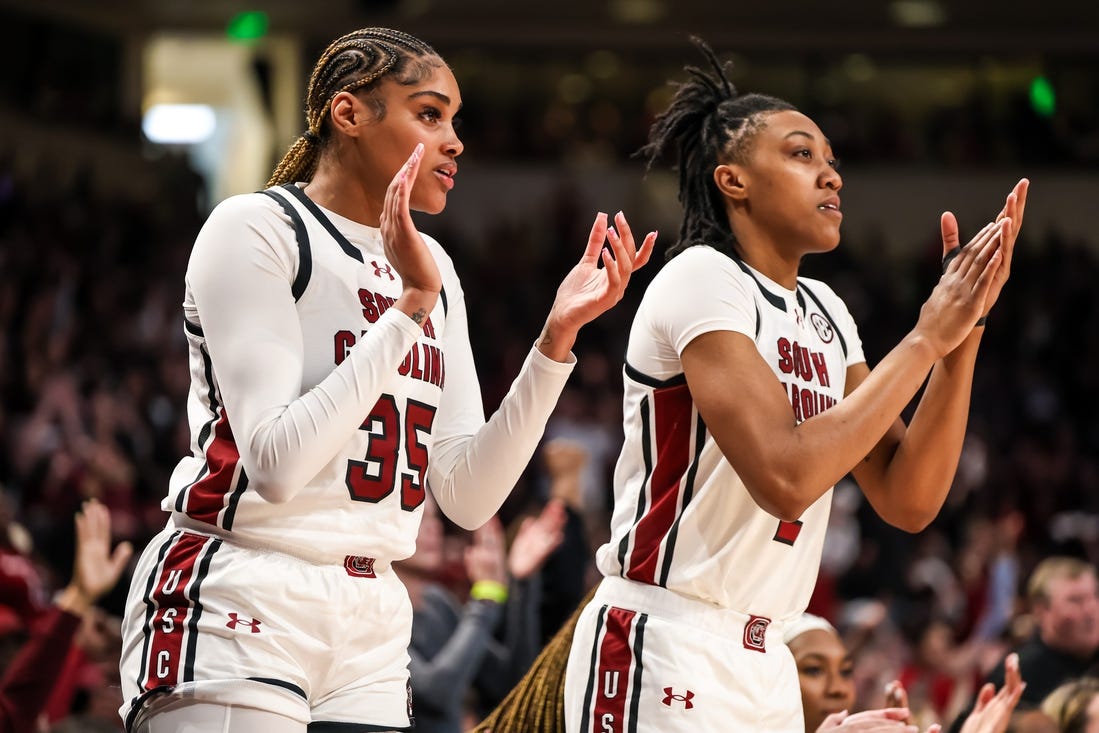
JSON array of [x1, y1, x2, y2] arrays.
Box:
[[267, 28, 438, 187], [471, 586, 596, 733]]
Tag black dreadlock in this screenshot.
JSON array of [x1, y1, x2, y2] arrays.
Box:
[[636, 37, 796, 261]]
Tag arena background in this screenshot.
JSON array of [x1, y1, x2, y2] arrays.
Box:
[[0, 0, 1097, 728]]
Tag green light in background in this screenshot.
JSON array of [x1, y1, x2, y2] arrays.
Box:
[[1029, 76, 1056, 117], [226, 11, 269, 42]]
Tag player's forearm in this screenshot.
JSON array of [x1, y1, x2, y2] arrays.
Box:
[[429, 347, 574, 528], [747, 332, 941, 520], [242, 309, 422, 503], [535, 313, 579, 363], [872, 330, 982, 530]]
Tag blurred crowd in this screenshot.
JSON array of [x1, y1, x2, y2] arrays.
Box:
[[2, 140, 1097, 730], [2, 22, 1099, 727]]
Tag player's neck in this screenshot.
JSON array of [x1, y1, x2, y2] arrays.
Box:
[[303, 169, 383, 227]]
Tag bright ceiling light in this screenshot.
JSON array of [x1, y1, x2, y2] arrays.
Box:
[[142, 103, 217, 145]]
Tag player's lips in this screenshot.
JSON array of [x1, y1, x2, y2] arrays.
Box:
[[817, 196, 842, 219], [434, 163, 457, 191]]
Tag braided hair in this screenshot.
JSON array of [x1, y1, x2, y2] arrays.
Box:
[[637, 37, 796, 261], [267, 28, 442, 187]]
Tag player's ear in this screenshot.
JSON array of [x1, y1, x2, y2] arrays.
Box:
[[714, 164, 748, 201], [330, 91, 366, 137]]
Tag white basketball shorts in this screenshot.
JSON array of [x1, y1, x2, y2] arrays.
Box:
[[564, 576, 804, 733], [119, 527, 414, 731]]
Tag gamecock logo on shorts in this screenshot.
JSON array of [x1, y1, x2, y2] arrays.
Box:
[[743, 615, 771, 652], [344, 555, 377, 578]]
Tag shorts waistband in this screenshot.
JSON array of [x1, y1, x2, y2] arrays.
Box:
[[594, 576, 787, 647], [169, 521, 393, 574]]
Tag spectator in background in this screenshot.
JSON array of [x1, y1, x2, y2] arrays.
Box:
[[397, 494, 565, 733], [1041, 676, 1099, 732], [950, 557, 1099, 731], [0, 499, 131, 733], [785, 611, 1027, 732], [535, 439, 597, 642], [785, 613, 858, 732]]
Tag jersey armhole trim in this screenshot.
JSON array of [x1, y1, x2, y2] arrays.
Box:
[[260, 188, 312, 301], [624, 361, 688, 389], [280, 183, 365, 264]]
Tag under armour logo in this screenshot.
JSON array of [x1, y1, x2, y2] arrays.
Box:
[[371, 260, 395, 280], [226, 613, 262, 633], [662, 687, 694, 709]]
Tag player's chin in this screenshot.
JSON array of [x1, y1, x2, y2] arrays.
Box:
[[411, 193, 448, 216], [815, 228, 842, 252]]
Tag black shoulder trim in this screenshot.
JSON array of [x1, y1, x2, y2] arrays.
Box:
[[440, 286, 448, 317], [732, 257, 786, 312], [624, 361, 688, 389], [260, 188, 312, 301], [281, 183, 365, 264], [798, 281, 848, 358]]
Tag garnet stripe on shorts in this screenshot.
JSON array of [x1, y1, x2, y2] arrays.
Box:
[[581, 605, 645, 733], [138, 532, 221, 692]]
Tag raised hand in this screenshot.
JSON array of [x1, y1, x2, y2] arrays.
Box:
[[538, 211, 657, 360], [380, 143, 443, 322], [916, 217, 1005, 357], [940, 178, 1028, 324], [542, 439, 589, 510], [464, 516, 509, 586], [57, 499, 134, 616], [983, 178, 1028, 314], [506, 499, 567, 580], [959, 653, 1025, 733]]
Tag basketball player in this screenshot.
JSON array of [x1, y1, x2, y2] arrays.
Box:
[[562, 39, 1028, 733], [117, 28, 655, 732]]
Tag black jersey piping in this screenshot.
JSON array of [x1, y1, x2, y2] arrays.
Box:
[[731, 257, 787, 312], [623, 362, 688, 389], [260, 188, 312, 300], [280, 183, 365, 264], [797, 280, 848, 358]]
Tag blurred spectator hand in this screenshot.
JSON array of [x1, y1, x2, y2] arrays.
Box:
[[55, 499, 133, 616], [465, 518, 509, 588], [959, 653, 1025, 733], [542, 439, 589, 510], [506, 500, 566, 580]]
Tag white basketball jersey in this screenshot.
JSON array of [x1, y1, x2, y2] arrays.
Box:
[[167, 184, 461, 564], [595, 245, 864, 620]]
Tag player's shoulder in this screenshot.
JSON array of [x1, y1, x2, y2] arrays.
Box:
[[658, 245, 740, 280], [204, 190, 285, 227], [651, 245, 750, 297], [192, 191, 298, 263]]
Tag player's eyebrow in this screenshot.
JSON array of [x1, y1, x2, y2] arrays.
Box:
[[784, 130, 832, 147], [408, 90, 463, 111]]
